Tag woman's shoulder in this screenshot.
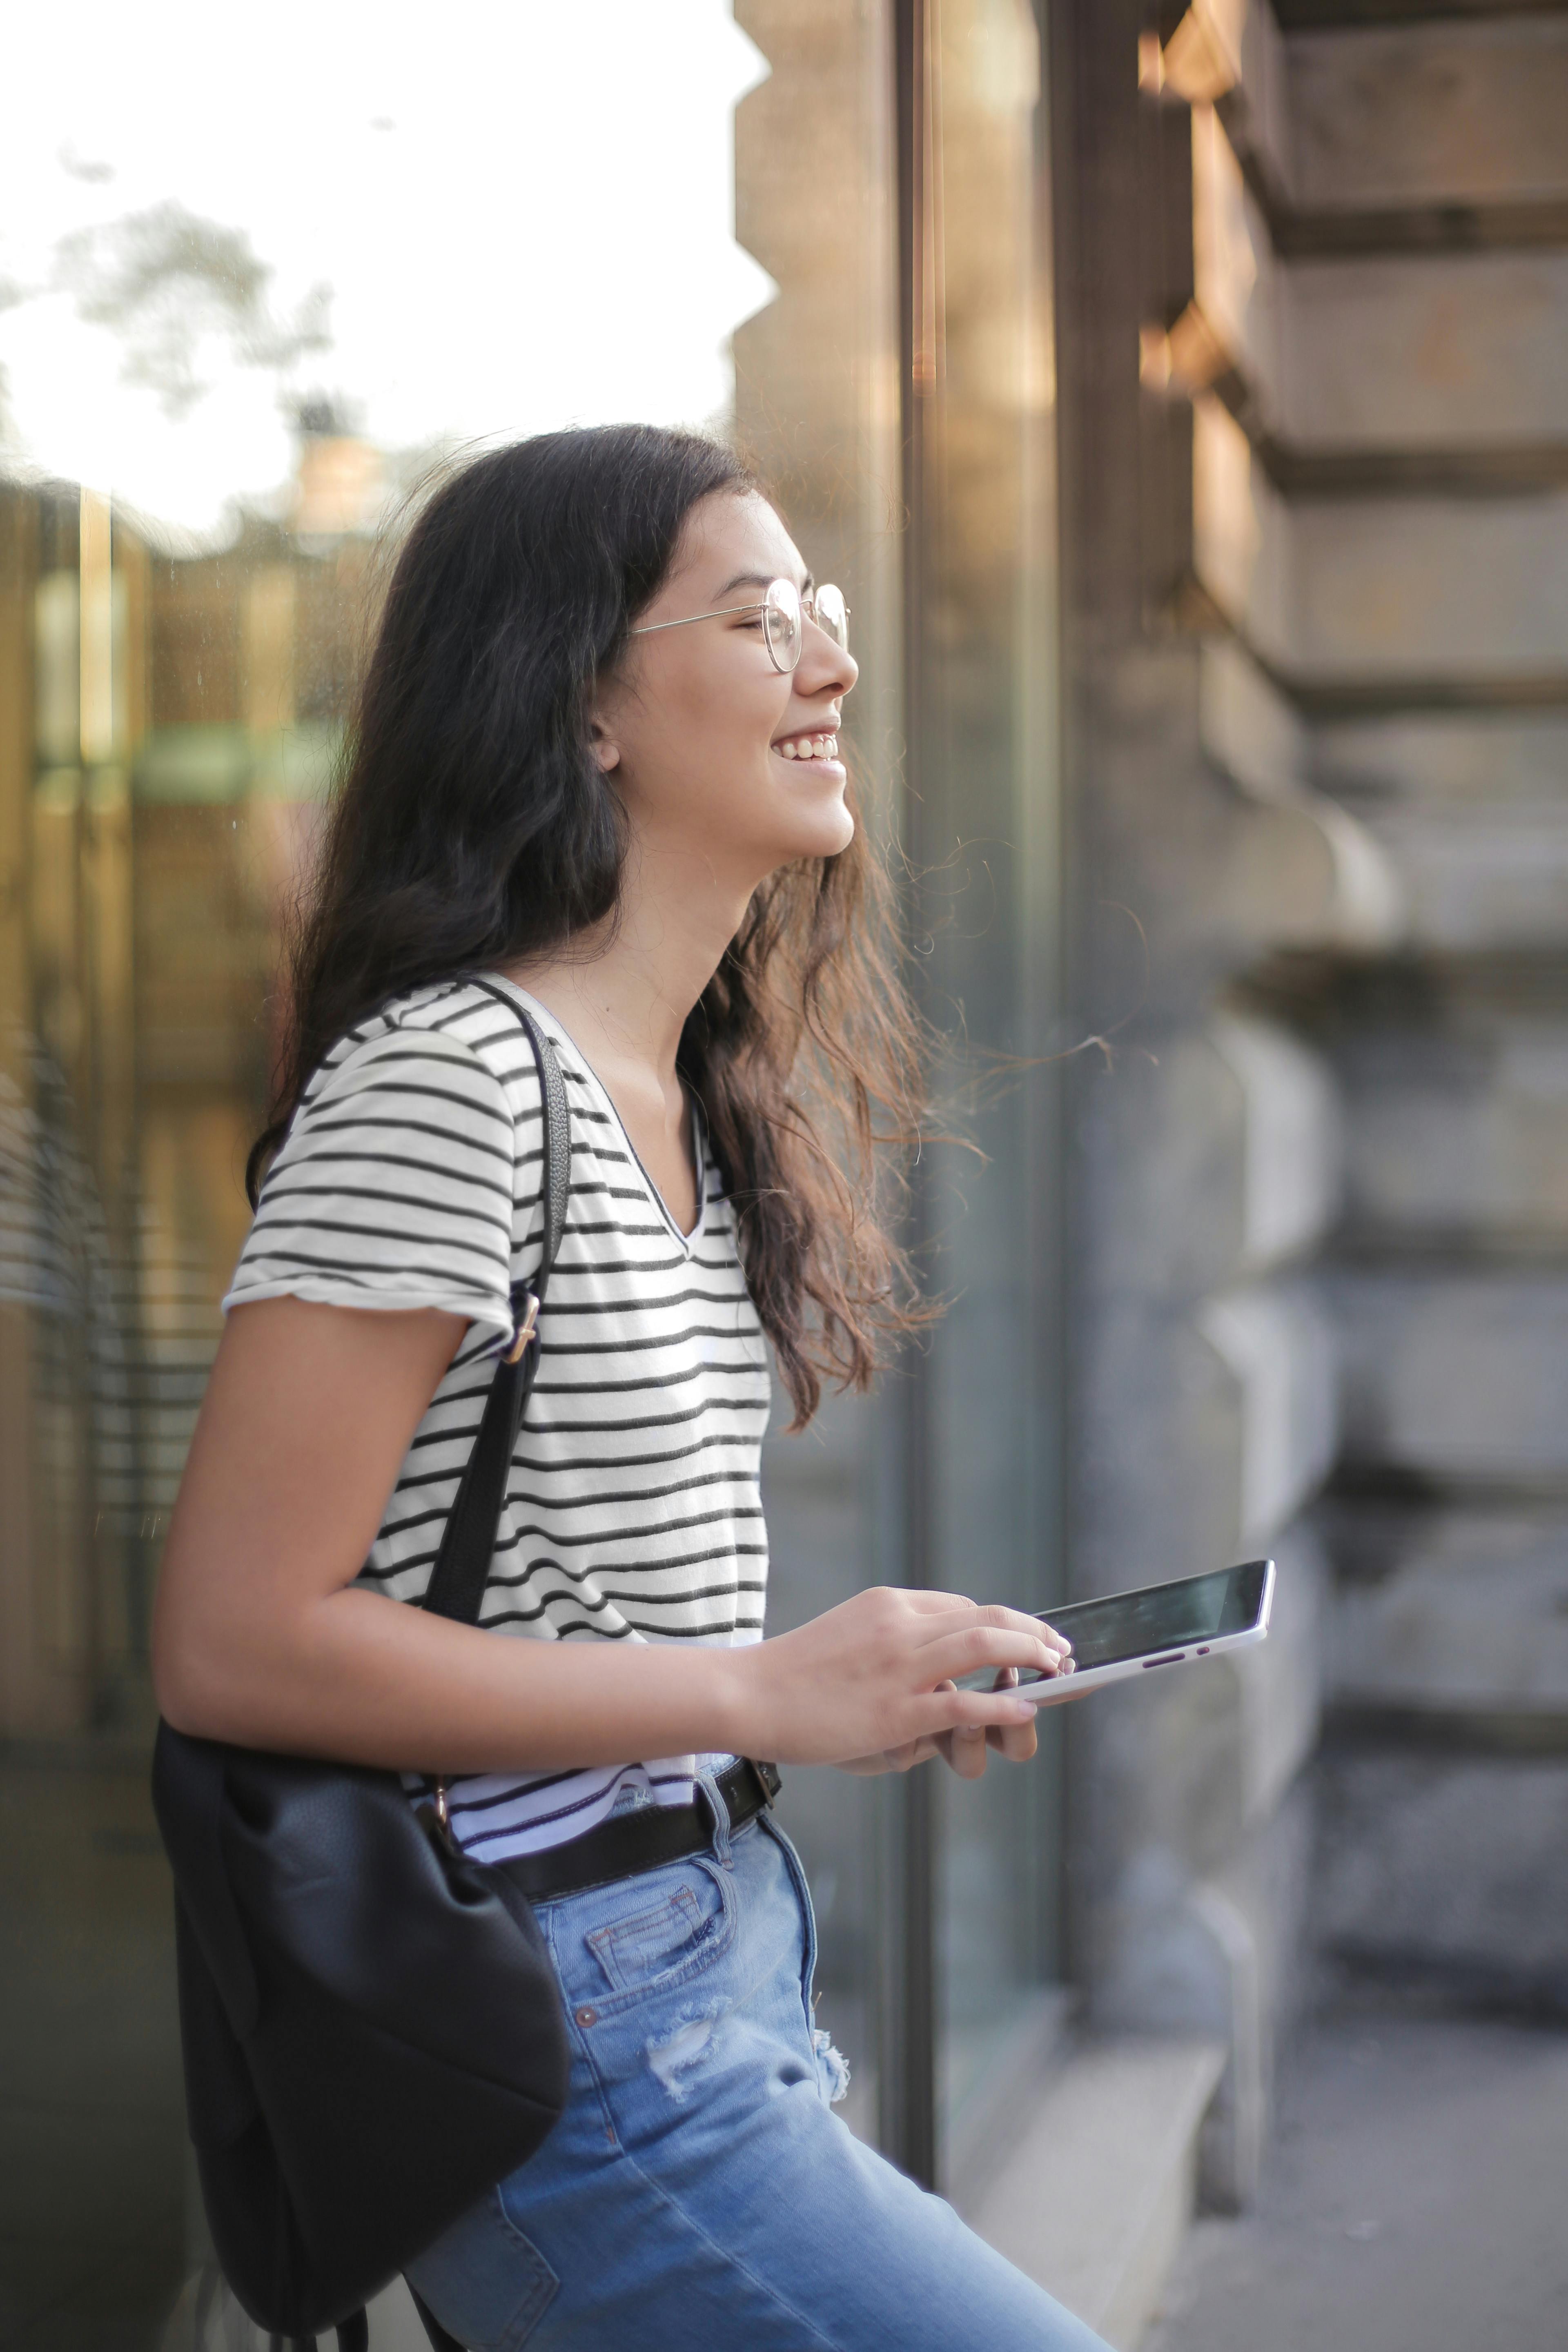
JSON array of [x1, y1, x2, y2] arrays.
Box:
[[304, 978, 548, 1127], [251, 982, 555, 1221]]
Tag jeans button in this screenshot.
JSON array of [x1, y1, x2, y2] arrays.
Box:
[[575, 2005, 597, 2027]]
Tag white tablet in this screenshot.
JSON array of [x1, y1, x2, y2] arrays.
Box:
[[1002, 1557, 1275, 1706]]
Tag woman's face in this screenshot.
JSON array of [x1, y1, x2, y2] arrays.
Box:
[[593, 490, 858, 890]]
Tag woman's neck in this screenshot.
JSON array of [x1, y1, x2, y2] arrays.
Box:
[[506, 836, 753, 1088], [501, 846, 753, 1229]]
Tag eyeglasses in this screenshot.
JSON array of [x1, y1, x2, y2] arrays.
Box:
[[629, 577, 849, 675]]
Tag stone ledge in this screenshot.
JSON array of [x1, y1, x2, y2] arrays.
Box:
[[1316, 1747, 1568, 2008], [962, 2036, 1227, 2350], [1195, 399, 1568, 679], [1355, 805, 1568, 953], [1288, 18, 1568, 215], [1279, 251, 1568, 451], [1329, 1267, 1568, 1485], [1327, 1510, 1568, 1722], [1312, 710, 1568, 805], [1334, 997, 1568, 1238]]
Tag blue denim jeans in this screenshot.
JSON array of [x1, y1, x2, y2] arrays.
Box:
[[404, 1789, 1110, 2351]]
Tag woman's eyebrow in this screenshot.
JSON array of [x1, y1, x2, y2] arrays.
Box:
[[712, 567, 813, 600]]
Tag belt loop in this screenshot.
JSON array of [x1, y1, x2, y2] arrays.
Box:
[[693, 1764, 734, 1869]]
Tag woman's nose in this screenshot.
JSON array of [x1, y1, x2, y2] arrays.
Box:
[[800, 631, 857, 698]]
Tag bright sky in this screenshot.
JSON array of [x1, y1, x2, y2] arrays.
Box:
[[0, 0, 773, 543]]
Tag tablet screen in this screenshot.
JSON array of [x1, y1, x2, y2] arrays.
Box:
[[1016, 1560, 1270, 1681]]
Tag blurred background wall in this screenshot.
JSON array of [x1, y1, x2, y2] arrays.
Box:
[[2, 4, 1567, 2348], [1045, 0, 1568, 2298]]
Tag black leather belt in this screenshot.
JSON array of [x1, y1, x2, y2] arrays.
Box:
[[493, 1758, 782, 1904]]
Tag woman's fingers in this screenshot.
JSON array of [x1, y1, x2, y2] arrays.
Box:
[[932, 1674, 1040, 1777], [919, 1624, 1069, 1687], [940, 1724, 990, 1780], [914, 1597, 1073, 1664], [983, 1668, 1038, 1762], [838, 1677, 1040, 1778], [909, 1683, 1036, 1739]]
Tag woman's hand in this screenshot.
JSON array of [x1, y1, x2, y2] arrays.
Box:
[[836, 1668, 1051, 1780], [738, 1587, 1071, 1772]]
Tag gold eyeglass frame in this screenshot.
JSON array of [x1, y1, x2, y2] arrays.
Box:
[[629, 576, 849, 674]]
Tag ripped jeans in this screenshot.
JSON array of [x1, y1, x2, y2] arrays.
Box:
[[404, 1784, 1111, 2352]]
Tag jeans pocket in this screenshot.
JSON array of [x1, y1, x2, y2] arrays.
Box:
[[757, 1815, 818, 2002], [404, 2186, 560, 2352], [581, 1858, 731, 1998]]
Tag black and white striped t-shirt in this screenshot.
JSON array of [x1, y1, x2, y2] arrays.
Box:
[[223, 975, 772, 1859]]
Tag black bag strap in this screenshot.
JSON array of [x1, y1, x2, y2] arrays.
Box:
[[420, 989, 571, 1628], [402, 987, 571, 2352]]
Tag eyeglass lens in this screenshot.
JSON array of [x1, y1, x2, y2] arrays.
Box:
[[760, 578, 849, 673], [762, 577, 802, 673], [811, 583, 849, 652]]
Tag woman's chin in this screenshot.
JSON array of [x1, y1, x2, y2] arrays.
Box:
[[774, 786, 855, 864], [779, 810, 855, 865]]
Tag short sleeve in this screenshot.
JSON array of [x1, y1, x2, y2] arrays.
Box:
[[223, 1025, 531, 1343]]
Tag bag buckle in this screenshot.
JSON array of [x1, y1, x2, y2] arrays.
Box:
[[417, 1777, 458, 1856], [503, 1292, 540, 1365]]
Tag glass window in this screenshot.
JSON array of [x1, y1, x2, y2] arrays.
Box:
[[914, 0, 1063, 2192], [736, 0, 1062, 2194], [0, 11, 772, 2339], [0, 7, 1061, 2332]]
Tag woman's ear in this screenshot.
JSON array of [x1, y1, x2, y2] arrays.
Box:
[[587, 715, 621, 774], [585, 691, 620, 776]]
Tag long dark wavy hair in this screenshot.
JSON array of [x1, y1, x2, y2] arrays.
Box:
[[253, 423, 934, 1427]]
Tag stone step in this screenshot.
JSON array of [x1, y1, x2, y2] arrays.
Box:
[[1286, 493, 1568, 682], [1311, 710, 1568, 947], [1187, 104, 1568, 462], [1198, 1283, 1341, 1548], [1288, 18, 1568, 216], [1081, 1281, 1336, 1582], [1330, 1268, 1568, 1488], [1194, 396, 1568, 683], [1333, 993, 1568, 1241], [1079, 1009, 1342, 1302], [961, 2036, 1227, 2350], [1313, 709, 1568, 805], [1067, 645, 1400, 973], [1316, 1746, 1568, 2007], [1279, 250, 1568, 453], [1324, 1506, 1568, 1734], [1198, 5, 1568, 216], [1357, 804, 1568, 954]]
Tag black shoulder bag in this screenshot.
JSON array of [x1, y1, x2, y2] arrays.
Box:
[[153, 1000, 574, 2351]]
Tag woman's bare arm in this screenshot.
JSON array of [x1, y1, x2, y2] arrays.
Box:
[[152, 1297, 1068, 1775]]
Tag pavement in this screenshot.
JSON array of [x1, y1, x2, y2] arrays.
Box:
[[1145, 2001, 1568, 2352]]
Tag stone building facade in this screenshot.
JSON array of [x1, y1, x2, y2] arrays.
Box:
[[1051, 0, 1568, 2314], [735, 0, 1568, 2332]]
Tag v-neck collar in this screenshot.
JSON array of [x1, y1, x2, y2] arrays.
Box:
[[487, 976, 707, 1254]]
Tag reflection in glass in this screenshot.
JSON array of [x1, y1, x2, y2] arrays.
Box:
[[2, 8, 1061, 2333], [0, 13, 776, 2339], [905, 0, 1063, 2189], [734, 0, 1062, 2195]]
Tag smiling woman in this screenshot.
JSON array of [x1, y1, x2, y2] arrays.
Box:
[[252, 433, 918, 1431], [147, 424, 1099, 2350]]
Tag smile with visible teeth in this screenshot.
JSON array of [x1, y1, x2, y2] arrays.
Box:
[[774, 731, 840, 761]]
